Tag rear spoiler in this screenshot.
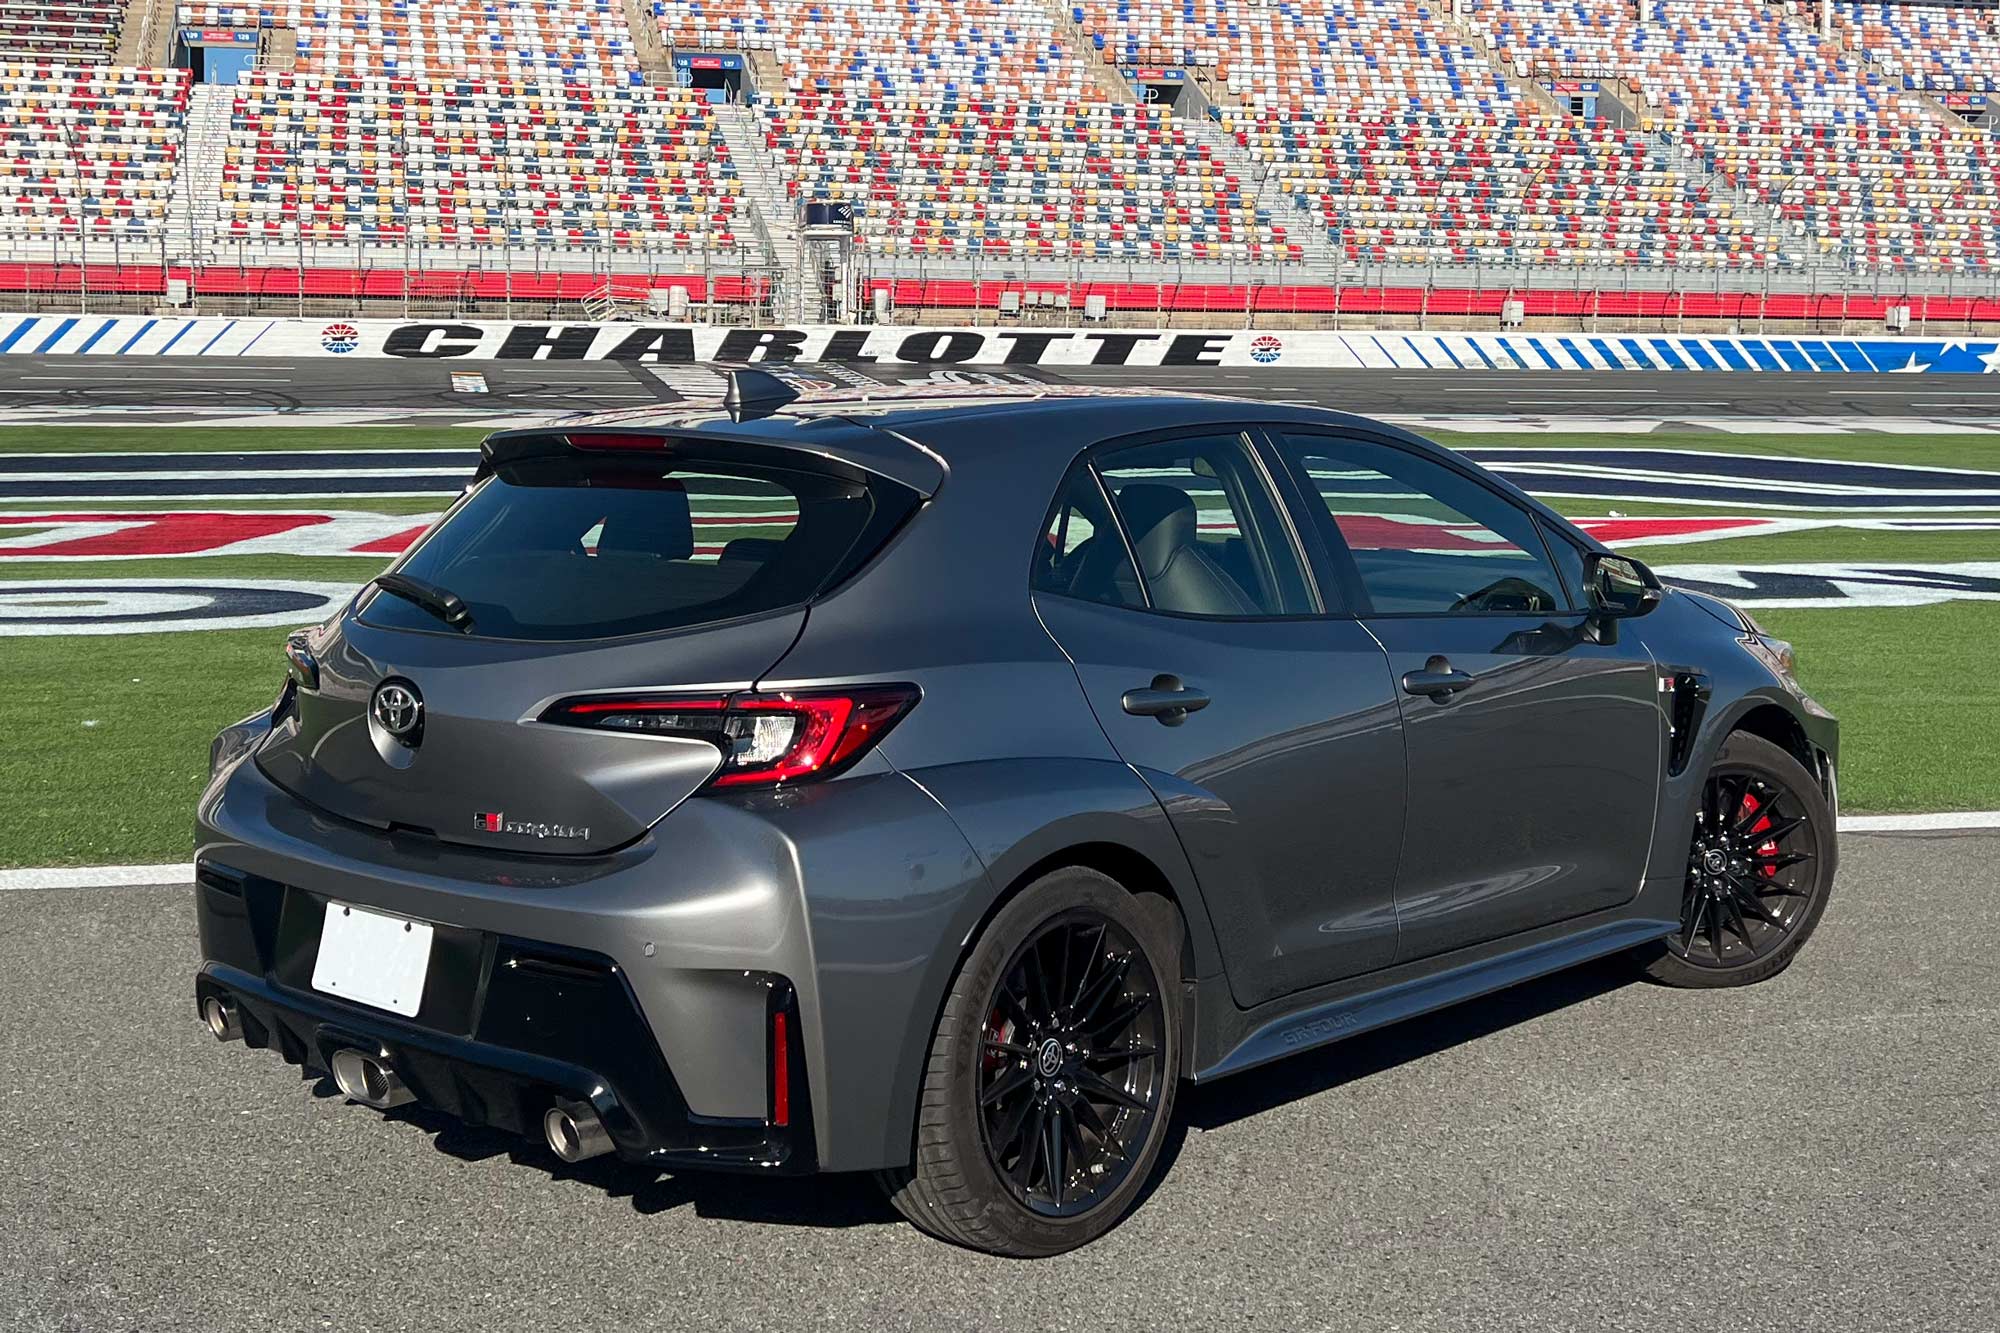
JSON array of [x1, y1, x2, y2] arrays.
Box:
[[478, 420, 945, 498]]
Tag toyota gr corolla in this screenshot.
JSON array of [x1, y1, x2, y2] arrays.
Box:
[[195, 382, 1838, 1256]]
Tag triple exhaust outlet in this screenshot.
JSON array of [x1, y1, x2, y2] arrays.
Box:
[[202, 992, 614, 1164], [543, 1102, 614, 1164], [329, 1047, 415, 1110]]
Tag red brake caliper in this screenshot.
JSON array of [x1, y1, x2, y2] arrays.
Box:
[[1740, 789, 1779, 877], [983, 1008, 1013, 1073]]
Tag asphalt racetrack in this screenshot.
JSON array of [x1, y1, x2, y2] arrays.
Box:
[[3, 831, 1994, 1332], [6, 354, 2000, 420]]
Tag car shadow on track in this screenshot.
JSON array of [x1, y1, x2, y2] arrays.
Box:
[[1130, 956, 1637, 1213], [313, 956, 1638, 1235]]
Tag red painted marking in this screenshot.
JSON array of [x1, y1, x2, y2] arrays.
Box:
[[350, 524, 431, 555], [1572, 517, 1780, 544], [1333, 515, 1513, 552], [0, 512, 328, 557]]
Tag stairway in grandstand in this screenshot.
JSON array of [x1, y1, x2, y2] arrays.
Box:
[[713, 102, 811, 317], [168, 81, 232, 259]]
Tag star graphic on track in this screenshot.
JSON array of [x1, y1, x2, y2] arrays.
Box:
[[1887, 352, 1931, 373], [1982, 346, 2000, 374]]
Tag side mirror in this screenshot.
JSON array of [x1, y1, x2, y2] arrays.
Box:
[[1584, 551, 1663, 619]]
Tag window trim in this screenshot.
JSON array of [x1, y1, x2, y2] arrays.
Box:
[[1051, 423, 1330, 624], [1264, 427, 1584, 620]]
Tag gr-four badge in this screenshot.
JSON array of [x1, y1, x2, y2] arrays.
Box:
[[475, 811, 592, 841]]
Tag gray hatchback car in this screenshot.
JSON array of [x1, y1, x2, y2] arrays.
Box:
[[195, 382, 1839, 1256]]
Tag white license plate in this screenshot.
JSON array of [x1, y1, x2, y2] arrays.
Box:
[[311, 900, 434, 1017]]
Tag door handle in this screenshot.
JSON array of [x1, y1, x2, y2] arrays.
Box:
[[1121, 673, 1211, 726], [1402, 656, 1475, 701]]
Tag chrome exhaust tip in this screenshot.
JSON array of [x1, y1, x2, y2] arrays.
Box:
[[330, 1048, 415, 1110], [543, 1102, 614, 1164], [201, 996, 243, 1042]]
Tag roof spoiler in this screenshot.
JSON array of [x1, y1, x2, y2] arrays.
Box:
[[722, 367, 801, 423]]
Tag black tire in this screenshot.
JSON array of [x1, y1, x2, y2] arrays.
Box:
[[877, 867, 1184, 1257], [1638, 731, 1837, 989]]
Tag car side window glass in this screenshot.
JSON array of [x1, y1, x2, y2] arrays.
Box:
[[1535, 514, 1588, 611], [1032, 461, 1146, 611], [1093, 434, 1315, 619], [1274, 434, 1568, 616]]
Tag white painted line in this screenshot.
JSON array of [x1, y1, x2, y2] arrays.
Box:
[[0, 863, 192, 890], [3, 813, 1996, 890], [1840, 812, 2000, 832]]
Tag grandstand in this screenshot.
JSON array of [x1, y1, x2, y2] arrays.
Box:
[[0, 0, 1995, 322]]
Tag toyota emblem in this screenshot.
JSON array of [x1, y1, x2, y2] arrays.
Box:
[[371, 681, 424, 739]]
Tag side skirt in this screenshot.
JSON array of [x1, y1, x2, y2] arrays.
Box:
[[1194, 918, 1676, 1082]]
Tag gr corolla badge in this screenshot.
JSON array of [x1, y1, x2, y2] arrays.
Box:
[[196, 388, 1837, 1257]]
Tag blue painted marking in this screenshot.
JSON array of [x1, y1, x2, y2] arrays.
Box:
[[1527, 340, 1563, 371], [32, 318, 79, 354], [1771, 341, 1815, 373], [1739, 340, 1784, 372], [115, 319, 159, 355], [1553, 337, 1594, 369], [0, 319, 39, 354], [1828, 341, 1876, 373], [195, 320, 240, 356], [155, 322, 197, 355], [1710, 342, 1752, 371], [1796, 341, 1846, 373], [1398, 336, 1436, 369], [1588, 337, 1625, 368], [1617, 339, 1655, 370], [1462, 339, 1497, 370], [237, 320, 279, 355], [1646, 339, 1690, 370], [74, 318, 121, 354]]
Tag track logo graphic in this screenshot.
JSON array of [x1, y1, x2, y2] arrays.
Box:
[[1250, 335, 1284, 364], [320, 323, 361, 354]]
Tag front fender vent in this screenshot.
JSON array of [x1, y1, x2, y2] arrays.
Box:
[[1664, 670, 1713, 777]]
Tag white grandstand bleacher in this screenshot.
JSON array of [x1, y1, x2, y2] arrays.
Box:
[[0, 0, 1995, 291], [178, 0, 644, 82], [0, 0, 126, 65], [213, 72, 750, 252], [658, 0, 1103, 99], [0, 63, 188, 241]]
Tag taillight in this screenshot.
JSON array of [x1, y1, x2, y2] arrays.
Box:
[[540, 685, 919, 789]]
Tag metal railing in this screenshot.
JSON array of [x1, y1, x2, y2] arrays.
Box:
[[4, 231, 2000, 331]]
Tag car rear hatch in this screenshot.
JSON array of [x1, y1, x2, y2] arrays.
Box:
[[256, 425, 927, 855]]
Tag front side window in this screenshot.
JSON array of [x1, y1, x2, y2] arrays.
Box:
[[1273, 434, 1569, 616], [1093, 434, 1315, 618]]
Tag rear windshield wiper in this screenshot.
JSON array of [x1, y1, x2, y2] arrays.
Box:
[[372, 572, 475, 632]]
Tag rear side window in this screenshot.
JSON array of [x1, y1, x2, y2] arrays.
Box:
[[362, 454, 900, 640], [1033, 433, 1315, 619], [1032, 462, 1145, 611]]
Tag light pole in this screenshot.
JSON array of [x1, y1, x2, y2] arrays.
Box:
[[60, 122, 88, 314]]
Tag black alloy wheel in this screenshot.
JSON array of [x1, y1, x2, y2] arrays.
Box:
[[1641, 732, 1836, 988], [977, 912, 1167, 1216], [1678, 767, 1820, 967], [879, 866, 1184, 1257]]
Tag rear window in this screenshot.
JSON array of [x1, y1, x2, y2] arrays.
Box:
[[360, 453, 903, 640]]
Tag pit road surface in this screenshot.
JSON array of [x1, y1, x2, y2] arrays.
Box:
[[2, 831, 1993, 1332]]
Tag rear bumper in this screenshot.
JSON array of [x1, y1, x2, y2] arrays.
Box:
[[196, 746, 993, 1171], [194, 864, 812, 1171]]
